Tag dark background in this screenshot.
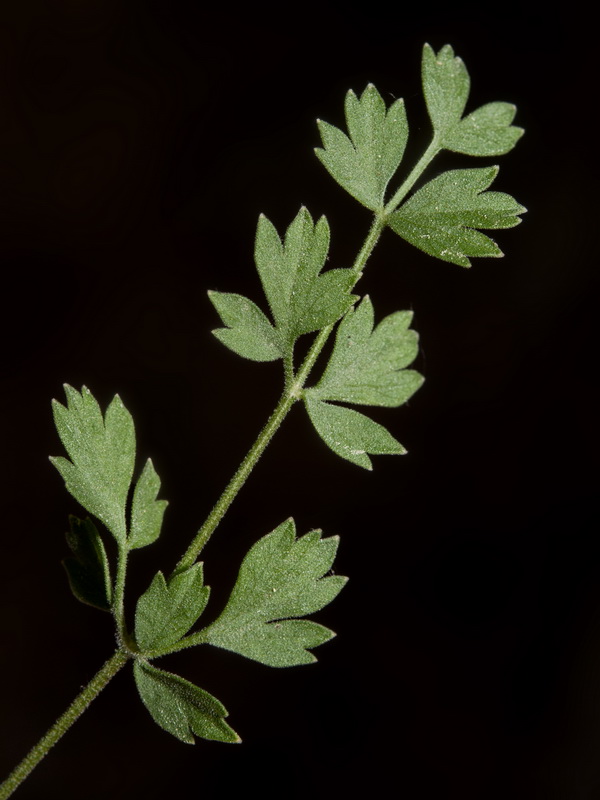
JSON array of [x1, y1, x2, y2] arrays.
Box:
[[1, 2, 597, 798]]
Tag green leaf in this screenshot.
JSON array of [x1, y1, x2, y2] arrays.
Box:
[[309, 296, 424, 407], [422, 43, 470, 137], [205, 518, 347, 667], [129, 459, 168, 550], [315, 84, 409, 210], [388, 166, 526, 267], [50, 386, 135, 542], [304, 395, 405, 470], [208, 290, 283, 362], [134, 661, 240, 744], [135, 563, 210, 652], [254, 208, 355, 347], [444, 102, 524, 156], [62, 516, 112, 612], [422, 44, 523, 157]]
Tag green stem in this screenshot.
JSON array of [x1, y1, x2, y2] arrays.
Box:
[[291, 214, 385, 392], [175, 215, 387, 572], [0, 650, 129, 800], [143, 629, 210, 660], [175, 389, 296, 572], [384, 137, 442, 214], [176, 132, 442, 570], [112, 542, 130, 644]]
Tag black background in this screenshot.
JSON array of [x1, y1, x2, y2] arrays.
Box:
[[1, 2, 597, 798]]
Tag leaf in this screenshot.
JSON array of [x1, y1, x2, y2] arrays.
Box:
[[208, 290, 283, 362], [50, 386, 135, 542], [205, 519, 347, 667], [135, 564, 210, 652], [254, 208, 356, 347], [134, 661, 240, 744], [422, 43, 470, 137], [388, 166, 526, 267], [444, 102, 524, 156], [422, 44, 523, 157], [62, 516, 112, 612], [128, 459, 168, 550], [304, 395, 405, 470], [315, 84, 409, 210], [309, 296, 424, 407]]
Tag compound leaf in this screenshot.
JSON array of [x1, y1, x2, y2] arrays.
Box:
[[444, 102, 524, 156], [134, 661, 240, 744], [315, 84, 409, 210], [388, 166, 526, 267], [62, 515, 112, 612], [254, 208, 355, 348], [208, 291, 283, 362], [129, 459, 168, 550], [50, 386, 135, 543], [135, 563, 210, 652], [310, 296, 424, 407], [205, 519, 347, 667], [304, 395, 405, 470]]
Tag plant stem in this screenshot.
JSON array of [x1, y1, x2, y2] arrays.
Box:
[[0, 650, 129, 800], [175, 215, 386, 571], [113, 542, 130, 644], [176, 133, 441, 570], [384, 137, 441, 214], [175, 388, 296, 572], [291, 214, 385, 390]]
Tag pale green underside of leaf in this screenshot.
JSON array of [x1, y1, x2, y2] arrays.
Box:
[[253, 208, 355, 349], [304, 395, 405, 470], [135, 563, 210, 652], [422, 44, 523, 158], [208, 290, 283, 362], [315, 84, 408, 210], [311, 296, 424, 407], [205, 518, 347, 667], [50, 386, 135, 542], [129, 458, 168, 550], [63, 516, 112, 612], [422, 43, 470, 136], [389, 166, 526, 267], [134, 661, 240, 744], [444, 102, 524, 156]]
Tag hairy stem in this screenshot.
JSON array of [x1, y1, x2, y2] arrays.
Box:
[[384, 137, 441, 214], [175, 133, 441, 570], [175, 215, 387, 570], [175, 389, 296, 573], [112, 542, 130, 644], [0, 650, 129, 800]]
